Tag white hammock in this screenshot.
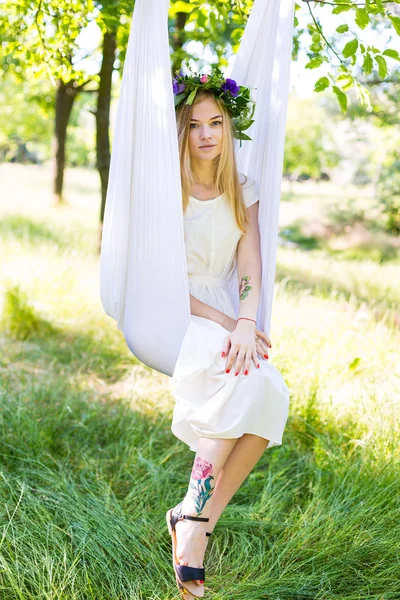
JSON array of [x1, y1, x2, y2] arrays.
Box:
[[100, 0, 294, 378]]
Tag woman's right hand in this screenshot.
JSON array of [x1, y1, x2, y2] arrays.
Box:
[[255, 328, 271, 359]]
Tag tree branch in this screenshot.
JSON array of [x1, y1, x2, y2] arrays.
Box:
[[306, 1, 346, 67]]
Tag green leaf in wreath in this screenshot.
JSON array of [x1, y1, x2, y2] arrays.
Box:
[[186, 87, 199, 105]]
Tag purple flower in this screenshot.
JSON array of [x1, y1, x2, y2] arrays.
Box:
[[173, 78, 186, 95], [221, 78, 239, 97]]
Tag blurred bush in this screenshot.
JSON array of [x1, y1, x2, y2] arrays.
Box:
[[1, 285, 55, 340]]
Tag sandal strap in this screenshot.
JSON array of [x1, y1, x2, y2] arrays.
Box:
[[206, 532, 212, 536], [170, 502, 210, 530], [175, 564, 205, 583], [182, 514, 209, 522]]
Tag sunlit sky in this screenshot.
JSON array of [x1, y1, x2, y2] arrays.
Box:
[[74, 2, 398, 98]]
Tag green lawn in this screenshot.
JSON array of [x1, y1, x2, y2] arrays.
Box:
[[0, 163, 399, 599]]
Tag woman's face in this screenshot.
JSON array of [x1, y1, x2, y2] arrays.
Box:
[[188, 97, 224, 161]]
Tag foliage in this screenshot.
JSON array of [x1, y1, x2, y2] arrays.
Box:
[[377, 151, 400, 235], [1, 285, 56, 340], [293, 0, 400, 113], [0, 75, 54, 162], [0, 0, 94, 86], [284, 97, 340, 179]]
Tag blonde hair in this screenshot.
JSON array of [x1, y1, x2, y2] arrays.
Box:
[[175, 90, 248, 234]]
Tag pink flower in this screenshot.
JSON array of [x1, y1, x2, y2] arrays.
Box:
[[191, 457, 213, 480], [200, 75, 209, 84]]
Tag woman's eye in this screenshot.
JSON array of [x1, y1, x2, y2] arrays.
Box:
[[190, 121, 222, 128]]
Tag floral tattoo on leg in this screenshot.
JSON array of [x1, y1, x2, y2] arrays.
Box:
[[189, 457, 214, 516], [239, 275, 252, 300]]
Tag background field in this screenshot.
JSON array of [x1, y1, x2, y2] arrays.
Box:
[[0, 162, 399, 599]]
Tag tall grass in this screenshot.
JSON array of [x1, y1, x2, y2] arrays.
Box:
[[0, 164, 399, 599]]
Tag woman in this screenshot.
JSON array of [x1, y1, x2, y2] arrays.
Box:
[[166, 69, 290, 599]]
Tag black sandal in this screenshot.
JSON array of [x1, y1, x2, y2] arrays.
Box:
[[166, 501, 209, 599]]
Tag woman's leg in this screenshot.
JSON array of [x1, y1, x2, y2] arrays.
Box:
[[175, 437, 237, 586], [206, 433, 269, 533]]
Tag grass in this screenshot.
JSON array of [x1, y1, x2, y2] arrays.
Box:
[[0, 162, 399, 599]]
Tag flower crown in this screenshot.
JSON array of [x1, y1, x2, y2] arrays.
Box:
[[173, 65, 256, 147]]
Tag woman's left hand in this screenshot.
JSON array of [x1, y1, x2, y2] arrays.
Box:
[[221, 320, 258, 375], [222, 317, 272, 373]]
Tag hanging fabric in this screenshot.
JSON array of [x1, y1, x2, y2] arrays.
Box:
[[100, 0, 295, 378]]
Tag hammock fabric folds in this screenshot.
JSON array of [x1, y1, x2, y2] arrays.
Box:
[[100, 0, 295, 377]]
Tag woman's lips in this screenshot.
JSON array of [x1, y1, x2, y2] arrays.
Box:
[[199, 144, 216, 149]]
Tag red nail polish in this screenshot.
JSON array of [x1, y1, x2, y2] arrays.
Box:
[[235, 372, 239, 376], [221, 352, 226, 357], [200, 580, 204, 584], [257, 364, 260, 368], [226, 369, 230, 373], [264, 354, 268, 358], [244, 370, 248, 375]]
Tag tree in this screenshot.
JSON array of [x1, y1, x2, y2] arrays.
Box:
[[0, 0, 96, 203]]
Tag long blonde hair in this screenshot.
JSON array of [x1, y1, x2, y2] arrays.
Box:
[[175, 90, 248, 234]]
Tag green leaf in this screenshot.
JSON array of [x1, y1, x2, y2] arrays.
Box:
[[374, 55, 387, 79], [310, 43, 323, 53], [305, 55, 327, 69], [210, 11, 217, 30], [312, 32, 320, 43], [389, 16, 400, 36], [174, 92, 187, 106], [314, 76, 330, 92], [348, 357, 361, 370], [170, 1, 197, 14], [355, 8, 369, 29], [186, 87, 198, 105], [342, 38, 358, 58], [383, 48, 400, 61], [332, 85, 348, 113], [362, 53, 373, 74], [336, 24, 349, 33], [197, 10, 207, 29], [360, 43, 366, 53], [294, 16, 299, 27], [332, 4, 352, 14]]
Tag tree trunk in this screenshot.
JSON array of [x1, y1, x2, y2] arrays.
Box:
[[53, 79, 78, 204], [171, 12, 188, 75], [96, 30, 117, 248]]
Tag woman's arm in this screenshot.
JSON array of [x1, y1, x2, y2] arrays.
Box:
[[222, 202, 264, 374], [190, 294, 234, 331], [189, 203, 261, 334], [236, 202, 262, 323]]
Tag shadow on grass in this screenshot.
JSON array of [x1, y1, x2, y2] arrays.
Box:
[[1, 286, 139, 382]]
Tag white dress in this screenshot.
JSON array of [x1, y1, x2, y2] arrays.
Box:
[[170, 174, 290, 452]]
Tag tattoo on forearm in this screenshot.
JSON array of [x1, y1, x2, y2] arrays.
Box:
[[189, 457, 214, 516], [239, 275, 252, 300]]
